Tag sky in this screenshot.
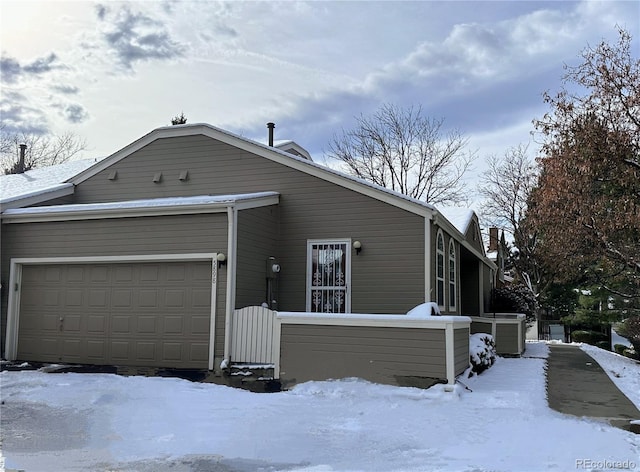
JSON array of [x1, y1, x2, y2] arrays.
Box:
[[1, 0, 639, 202]]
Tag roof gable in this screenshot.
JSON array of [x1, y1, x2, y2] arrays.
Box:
[[69, 123, 437, 219]]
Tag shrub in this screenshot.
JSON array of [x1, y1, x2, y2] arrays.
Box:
[[614, 344, 629, 355], [570, 330, 606, 344], [469, 333, 496, 376], [595, 340, 610, 351]]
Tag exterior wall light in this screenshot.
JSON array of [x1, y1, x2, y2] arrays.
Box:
[[217, 253, 227, 268], [353, 240, 362, 255]]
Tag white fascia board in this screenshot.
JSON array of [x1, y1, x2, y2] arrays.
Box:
[[0, 183, 74, 211], [11, 253, 218, 265], [277, 312, 471, 330], [2, 192, 280, 224], [69, 124, 435, 219]]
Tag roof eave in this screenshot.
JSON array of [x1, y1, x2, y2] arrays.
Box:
[[0, 183, 75, 211], [2, 193, 280, 224]]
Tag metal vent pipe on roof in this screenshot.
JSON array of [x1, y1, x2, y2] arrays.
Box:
[[18, 143, 27, 174], [267, 122, 275, 147]]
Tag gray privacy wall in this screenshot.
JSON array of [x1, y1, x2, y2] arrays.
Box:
[[277, 316, 471, 388]]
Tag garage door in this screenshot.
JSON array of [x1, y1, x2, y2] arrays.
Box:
[[17, 261, 212, 368]]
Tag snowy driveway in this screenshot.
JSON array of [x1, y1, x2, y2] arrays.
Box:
[[1, 343, 639, 472]]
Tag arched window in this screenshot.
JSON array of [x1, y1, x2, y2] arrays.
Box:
[[436, 231, 445, 308], [449, 240, 456, 311]]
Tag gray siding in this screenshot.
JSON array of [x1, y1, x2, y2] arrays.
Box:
[[464, 217, 484, 253], [454, 327, 470, 374], [235, 205, 279, 309], [496, 323, 520, 355], [279, 324, 447, 387], [1, 213, 228, 358], [470, 319, 523, 355], [482, 264, 493, 313], [74, 135, 426, 313], [470, 319, 493, 335]]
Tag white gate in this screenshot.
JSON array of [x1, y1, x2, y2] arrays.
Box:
[[231, 306, 278, 364]]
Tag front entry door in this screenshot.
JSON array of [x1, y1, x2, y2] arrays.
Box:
[[306, 240, 351, 313]]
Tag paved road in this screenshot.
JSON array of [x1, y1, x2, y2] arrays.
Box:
[[546, 344, 640, 432]]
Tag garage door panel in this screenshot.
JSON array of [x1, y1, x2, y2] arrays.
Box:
[[67, 266, 86, 282], [111, 341, 131, 362], [137, 316, 158, 334], [65, 289, 84, 307], [111, 315, 132, 335], [162, 343, 183, 362], [192, 288, 211, 308], [163, 316, 184, 335], [165, 290, 185, 307], [139, 289, 159, 307], [63, 315, 82, 332], [112, 289, 132, 307], [18, 261, 212, 368], [140, 265, 159, 282], [190, 343, 209, 362], [45, 267, 62, 282], [191, 315, 210, 335], [87, 315, 107, 334], [89, 289, 109, 308], [90, 266, 109, 282], [166, 264, 186, 281], [136, 342, 156, 362], [87, 340, 106, 360]]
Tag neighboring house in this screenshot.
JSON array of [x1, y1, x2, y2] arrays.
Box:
[[1, 123, 521, 387], [485, 227, 512, 288]]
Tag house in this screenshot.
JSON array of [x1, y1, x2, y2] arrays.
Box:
[[1, 123, 519, 388]]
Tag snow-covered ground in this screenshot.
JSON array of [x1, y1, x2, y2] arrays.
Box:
[[1, 342, 639, 472]]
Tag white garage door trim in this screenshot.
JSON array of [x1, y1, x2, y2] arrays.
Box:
[[5, 253, 219, 370]]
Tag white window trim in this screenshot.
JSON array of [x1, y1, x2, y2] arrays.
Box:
[[449, 240, 457, 312], [436, 230, 445, 310], [306, 239, 352, 313], [4, 253, 219, 371]]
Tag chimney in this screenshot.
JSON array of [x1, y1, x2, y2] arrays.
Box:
[[267, 122, 275, 147], [18, 143, 27, 174], [489, 227, 499, 252]]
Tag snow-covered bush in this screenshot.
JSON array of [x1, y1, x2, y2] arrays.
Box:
[[406, 302, 440, 317], [469, 333, 496, 376], [619, 316, 640, 355]]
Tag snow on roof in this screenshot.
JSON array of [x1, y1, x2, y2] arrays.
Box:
[[71, 123, 439, 216], [438, 207, 476, 234], [2, 192, 279, 217], [0, 158, 102, 204]]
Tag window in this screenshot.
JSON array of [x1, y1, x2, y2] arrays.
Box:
[[307, 240, 351, 313], [436, 231, 445, 308], [449, 240, 456, 310]]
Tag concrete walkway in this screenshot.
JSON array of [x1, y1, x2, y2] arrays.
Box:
[[547, 344, 640, 432]]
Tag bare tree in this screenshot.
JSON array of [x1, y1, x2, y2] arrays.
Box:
[[1, 125, 87, 174], [479, 144, 538, 237], [478, 144, 547, 297], [326, 104, 475, 205]]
